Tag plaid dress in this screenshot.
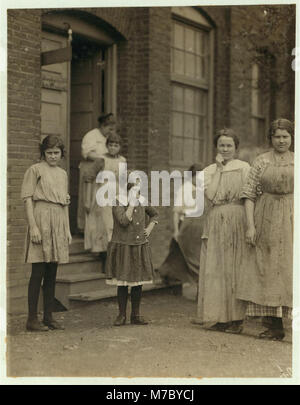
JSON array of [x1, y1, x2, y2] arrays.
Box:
[[237, 150, 293, 319]]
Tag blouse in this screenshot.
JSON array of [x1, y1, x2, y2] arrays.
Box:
[[21, 161, 68, 205]]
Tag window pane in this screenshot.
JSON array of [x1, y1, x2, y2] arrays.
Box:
[[199, 139, 205, 162], [185, 27, 195, 53], [195, 116, 199, 136], [184, 88, 194, 113], [203, 117, 208, 135], [184, 114, 194, 138], [173, 85, 184, 111], [183, 138, 194, 162], [194, 91, 201, 114], [185, 53, 195, 78], [173, 49, 185, 75], [172, 137, 183, 161], [202, 33, 207, 55], [202, 57, 206, 80], [172, 112, 183, 137], [195, 56, 201, 80], [193, 139, 199, 162], [195, 31, 203, 55], [201, 91, 207, 115], [174, 23, 184, 49]]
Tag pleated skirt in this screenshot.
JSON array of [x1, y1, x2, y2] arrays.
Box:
[[24, 201, 69, 264], [105, 241, 154, 286]]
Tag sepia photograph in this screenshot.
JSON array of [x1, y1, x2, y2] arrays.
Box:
[[1, 0, 299, 384]]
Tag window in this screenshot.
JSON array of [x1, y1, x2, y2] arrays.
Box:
[[251, 63, 266, 144], [171, 8, 213, 168]]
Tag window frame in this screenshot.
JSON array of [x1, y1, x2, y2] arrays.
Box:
[[170, 9, 214, 169]]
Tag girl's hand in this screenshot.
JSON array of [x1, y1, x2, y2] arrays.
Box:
[[67, 231, 72, 245], [246, 225, 256, 246], [66, 194, 71, 206], [144, 223, 155, 239], [128, 186, 140, 207], [144, 227, 151, 239], [30, 225, 42, 244], [216, 153, 224, 169]]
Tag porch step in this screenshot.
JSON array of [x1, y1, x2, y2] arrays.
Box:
[[68, 282, 182, 303], [69, 236, 85, 255], [58, 253, 102, 276]]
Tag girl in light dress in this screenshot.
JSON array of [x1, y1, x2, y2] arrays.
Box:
[[83, 133, 126, 267], [21, 135, 71, 331], [196, 128, 250, 333]]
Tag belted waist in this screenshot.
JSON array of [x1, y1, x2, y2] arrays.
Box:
[[263, 192, 293, 198], [34, 200, 67, 208], [213, 200, 243, 207]]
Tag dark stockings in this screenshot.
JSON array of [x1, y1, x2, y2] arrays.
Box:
[[117, 286, 128, 317], [266, 316, 284, 331], [131, 285, 142, 317], [28, 262, 57, 321]]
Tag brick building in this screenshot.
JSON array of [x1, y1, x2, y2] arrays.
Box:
[[7, 5, 295, 314]]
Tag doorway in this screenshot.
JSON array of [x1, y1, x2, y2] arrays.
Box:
[[69, 37, 106, 233], [41, 12, 119, 234]]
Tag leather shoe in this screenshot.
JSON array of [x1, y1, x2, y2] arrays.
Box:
[[259, 328, 285, 341], [130, 315, 149, 325], [43, 320, 65, 330], [113, 315, 126, 326], [26, 319, 49, 332]]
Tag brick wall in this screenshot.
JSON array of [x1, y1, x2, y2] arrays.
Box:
[[7, 9, 42, 314], [148, 7, 172, 268]]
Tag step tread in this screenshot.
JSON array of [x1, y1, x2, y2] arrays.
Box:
[[57, 272, 106, 283], [68, 282, 181, 301], [67, 253, 100, 264]]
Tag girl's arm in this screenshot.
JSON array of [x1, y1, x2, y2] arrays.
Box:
[[205, 157, 223, 202], [64, 205, 72, 244], [24, 198, 41, 244], [84, 182, 92, 214], [144, 206, 158, 238], [113, 205, 134, 227], [244, 199, 256, 246]]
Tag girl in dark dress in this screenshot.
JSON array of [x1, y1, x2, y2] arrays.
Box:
[[105, 182, 158, 326]]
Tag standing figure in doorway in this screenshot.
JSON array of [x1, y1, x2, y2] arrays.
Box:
[[77, 113, 116, 232], [83, 133, 126, 266]]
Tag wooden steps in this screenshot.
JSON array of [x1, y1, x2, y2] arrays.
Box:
[[55, 236, 180, 310]]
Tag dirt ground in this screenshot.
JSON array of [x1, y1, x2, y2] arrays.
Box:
[[5, 288, 292, 380]]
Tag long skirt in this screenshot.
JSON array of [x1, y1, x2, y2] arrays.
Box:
[[24, 201, 69, 264], [197, 203, 247, 323]]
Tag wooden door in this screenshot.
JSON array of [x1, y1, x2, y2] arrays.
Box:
[[69, 47, 104, 232], [41, 31, 70, 172]]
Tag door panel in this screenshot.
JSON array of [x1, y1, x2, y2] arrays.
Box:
[[41, 31, 69, 172], [69, 49, 104, 232]]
